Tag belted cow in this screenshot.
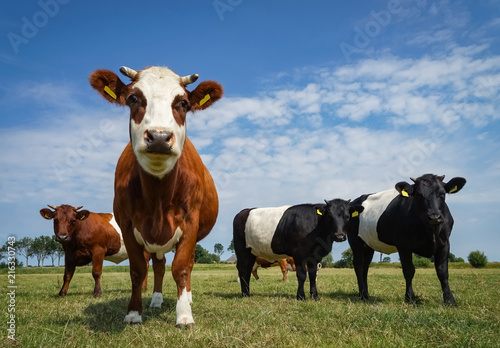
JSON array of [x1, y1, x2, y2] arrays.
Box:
[[89, 65, 222, 328], [346, 174, 466, 305], [234, 199, 364, 300], [39, 204, 148, 297]]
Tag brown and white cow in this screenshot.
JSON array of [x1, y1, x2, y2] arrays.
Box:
[[252, 257, 296, 282], [89, 66, 222, 328], [39, 204, 148, 297]]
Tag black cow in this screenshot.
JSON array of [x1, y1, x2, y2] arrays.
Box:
[[234, 199, 364, 300], [346, 174, 466, 305]]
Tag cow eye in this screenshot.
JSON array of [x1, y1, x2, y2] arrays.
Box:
[[177, 99, 189, 110], [127, 94, 139, 105], [70, 219, 76, 225]]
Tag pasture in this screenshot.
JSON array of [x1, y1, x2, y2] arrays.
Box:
[[5, 264, 500, 347]]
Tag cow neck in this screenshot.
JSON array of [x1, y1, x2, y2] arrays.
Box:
[[138, 161, 179, 209]]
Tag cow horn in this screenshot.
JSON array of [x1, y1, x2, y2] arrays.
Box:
[[75, 206, 83, 211], [119, 66, 138, 80], [438, 175, 445, 181], [410, 177, 417, 183], [47, 204, 57, 210], [180, 74, 199, 86]]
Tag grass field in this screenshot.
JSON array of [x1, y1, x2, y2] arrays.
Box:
[[3, 264, 500, 347]]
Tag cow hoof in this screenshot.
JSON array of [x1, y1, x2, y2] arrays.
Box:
[[150, 292, 163, 308], [176, 322, 195, 330], [124, 311, 142, 324], [93, 292, 102, 298]]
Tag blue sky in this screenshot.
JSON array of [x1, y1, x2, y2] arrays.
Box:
[[1, 0, 499, 266]]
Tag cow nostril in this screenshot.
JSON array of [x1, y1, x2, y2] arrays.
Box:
[[145, 130, 155, 144]]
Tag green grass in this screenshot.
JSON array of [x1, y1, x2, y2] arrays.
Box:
[[4, 264, 500, 347]]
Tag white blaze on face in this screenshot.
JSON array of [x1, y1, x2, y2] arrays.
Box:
[[130, 67, 187, 178], [358, 189, 399, 254], [244, 205, 292, 261]]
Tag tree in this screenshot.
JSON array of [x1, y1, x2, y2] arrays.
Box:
[[321, 252, 334, 268], [468, 250, 488, 268], [17, 237, 34, 267], [382, 256, 391, 263], [334, 248, 354, 268], [214, 243, 224, 256], [194, 244, 220, 264], [31, 236, 53, 267], [46, 236, 61, 266], [227, 239, 235, 253]]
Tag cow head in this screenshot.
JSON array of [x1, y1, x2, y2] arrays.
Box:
[[395, 174, 466, 226], [89, 66, 223, 178], [39, 205, 90, 243], [319, 199, 364, 242]]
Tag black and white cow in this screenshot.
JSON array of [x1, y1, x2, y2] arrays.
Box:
[[234, 199, 364, 300], [346, 174, 466, 305]]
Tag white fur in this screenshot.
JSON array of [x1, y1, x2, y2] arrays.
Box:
[[131, 67, 187, 178], [176, 288, 194, 327], [358, 189, 399, 254], [245, 206, 291, 261], [133, 227, 183, 260], [124, 311, 142, 324], [150, 292, 163, 308], [104, 215, 129, 264]]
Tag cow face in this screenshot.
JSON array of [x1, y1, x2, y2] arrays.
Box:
[[320, 199, 364, 242], [40, 205, 90, 243], [89, 66, 223, 178], [395, 174, 466, 226]]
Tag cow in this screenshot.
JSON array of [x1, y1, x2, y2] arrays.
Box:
[[234, 199, 364, 300], [39, 204, 148, 297], [251, 257, 296, 282], [89, 65, 223, 328], [346, 174, 466, 305]]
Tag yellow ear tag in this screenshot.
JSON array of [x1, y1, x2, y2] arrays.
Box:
[[449, 185, 458, 193], [401, 189, 409, 197], [351, 211, 359, 218], [44, 214, 50, 219], [199, 94, 211, 106], [80, 215, 86, 220], [316, 209, 323, 216], [104, 86, 117, 100]]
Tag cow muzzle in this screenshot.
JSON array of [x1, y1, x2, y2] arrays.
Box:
[[144, 129, 175, 154], [56, 234, 69, 243], [428, 214, 443, 225]]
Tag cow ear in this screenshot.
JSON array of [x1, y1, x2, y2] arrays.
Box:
[[40, 208, 54, 220], [445, 177, 466, 194], [188, 81, 224, 112], [76, 210, 90, 221], [89, 69, 128, 106], [349, 205, 364, 218], [395, 181, 413, 197]]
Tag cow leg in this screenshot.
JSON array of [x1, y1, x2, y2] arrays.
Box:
[[278, 259, 288, 282], [350, 236, 373, 301], [150, 255, 166, 308], [295, 258, 307, 300], [307, 260, 319, 300], [91, 248, 105, 297], [399, 251, 416, 304], [123, 231, 148, 324], [59, 258, 75, 297], [172, 238, 197, 329], [251, 263, 260, 281], [434, 243, 456, 306], [142, 251, 150, 292]]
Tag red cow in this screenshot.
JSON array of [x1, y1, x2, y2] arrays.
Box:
[[89, 65, 222, 328], [39, 204, 148, 297], [252, 257, 296, 282]]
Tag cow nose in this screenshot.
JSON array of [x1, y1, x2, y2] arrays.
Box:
[[58, 235, 68, 242], [144, 129, 174, 154], [428, 214, 443, 225]]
